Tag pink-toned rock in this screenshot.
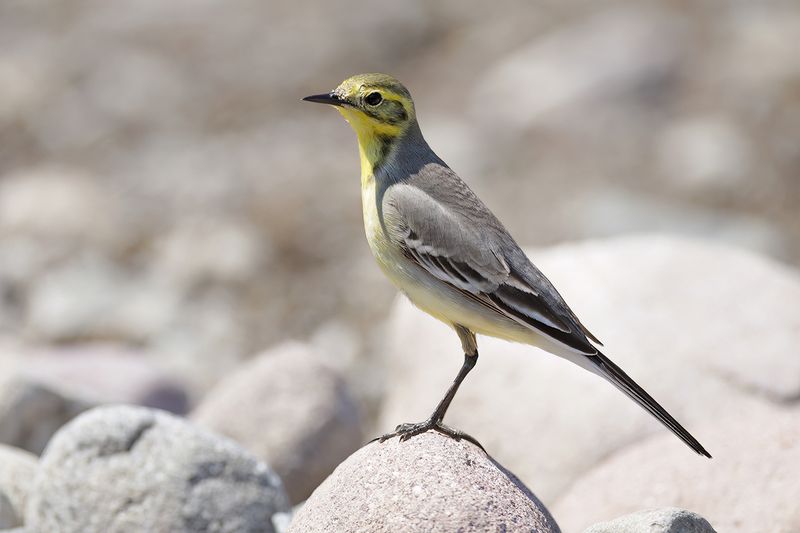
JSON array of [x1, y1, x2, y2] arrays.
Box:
[[288, 431, 560, 533], [193, 342, 362, 503], [554, 406, 800, 533]]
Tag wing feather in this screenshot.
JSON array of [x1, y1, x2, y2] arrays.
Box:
[[383, 182, 600, 354]]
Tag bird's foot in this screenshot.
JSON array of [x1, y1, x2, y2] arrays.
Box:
[[371, 418, 485, 451]]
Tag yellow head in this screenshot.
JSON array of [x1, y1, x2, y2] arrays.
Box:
[[304, 73, 416, 179]]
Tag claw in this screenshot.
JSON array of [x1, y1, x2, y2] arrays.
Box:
[[372, 419, 485, 452]]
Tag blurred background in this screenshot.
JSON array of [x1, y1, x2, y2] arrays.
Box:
[[1, 0, 799, 445]]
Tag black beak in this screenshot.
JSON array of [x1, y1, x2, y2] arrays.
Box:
[[302, 92, 346, 107]]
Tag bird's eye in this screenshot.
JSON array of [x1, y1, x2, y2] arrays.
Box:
[[365, 92, 383, 106]]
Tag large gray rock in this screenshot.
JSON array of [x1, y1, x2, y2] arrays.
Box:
[[378, 236, 800, 503], [288, 431, 560, 533], [0, 444, 37, 529], [584, 508, 717, 533], [26, 405, 290, 533], [554, 406, 800, 532], [193, 342, 362, 504]]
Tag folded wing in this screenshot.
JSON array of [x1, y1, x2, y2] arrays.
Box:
[[381, 182, 598, 354]]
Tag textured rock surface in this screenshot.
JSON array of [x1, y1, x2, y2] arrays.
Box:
[[554, 406, 799, 532], [0, 444, 37, 529], [583, 508, 717, 533], [378, 236, 800, 503], [26, 405, 290, 533], [193, 342, 362, 503], [288, 431, 560, 533]]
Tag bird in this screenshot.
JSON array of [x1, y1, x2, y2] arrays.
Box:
[[303, 73, 711, 458]]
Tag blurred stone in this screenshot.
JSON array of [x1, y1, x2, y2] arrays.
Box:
[[152, 216, 269, 287], [26, 405, 290, 533], [287, 431, 560, 533], [0, 342, 188, 454], [658, 116, 752, 191], [25, 253, 180, 342], [193, 342, 362, 503], [0, 52, 49, 121], [308, 320, 361, 374], [566, 189, 788, 260], [0, 491, 18, 529], [151, 288, 251, 397], [583, 508, 716, 533], [0, 444, 37, 529], [0, 168, 123, 249], [20, 344, 188, 414], [0, 352, 94, 454], [715, 4, 800, 90], [555, 406, 799, 532], [472, 6, 686, 127], [378, 236, 800, 504]]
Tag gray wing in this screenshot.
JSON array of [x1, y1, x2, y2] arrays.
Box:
[[381, 178, 602, 354]]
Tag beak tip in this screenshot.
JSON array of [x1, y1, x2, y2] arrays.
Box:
[[302, 92, 344, 106]]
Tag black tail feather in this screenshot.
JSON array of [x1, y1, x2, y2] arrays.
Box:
[[590, 351, 712, 458]]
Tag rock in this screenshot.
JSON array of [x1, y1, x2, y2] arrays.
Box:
[[583, 508, 717, 533], [24, 252, 181, 343], [0, 352, 94, 454], [193, 342, 362, 503], [0, 167, 124, 249], [656, 116, 752, 191], [0, 444, 37, 528], [287, 431, 560, 533], [151, 216, 269, 287], [471, 7, 686, 127], [554, 406, 799, 532], [26, 405, 290, 533], [0, 491, 19, 529], [0, 342, 188, 454], [378, 236, 800, 504], [18, 343, 188, 414], [565, 189, 788, 260]]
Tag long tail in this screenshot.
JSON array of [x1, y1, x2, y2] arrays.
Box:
[[589, 350, 711, 458]]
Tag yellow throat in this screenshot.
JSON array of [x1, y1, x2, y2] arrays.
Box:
[[336, 107, 402, 185]]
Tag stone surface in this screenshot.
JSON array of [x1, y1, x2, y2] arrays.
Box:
[[554, 406, 800, 533], [583, 508, 717, 533], [378, 236, 800, 504], [26, 405, 290, 533], [193, 342, 362, 503], [0, 444, 37, 529], [287, 431, 560, 533], [0, 491, 19, 529]]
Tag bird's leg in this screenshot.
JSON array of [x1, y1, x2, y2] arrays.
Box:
[[374, 326, 484, 450]]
